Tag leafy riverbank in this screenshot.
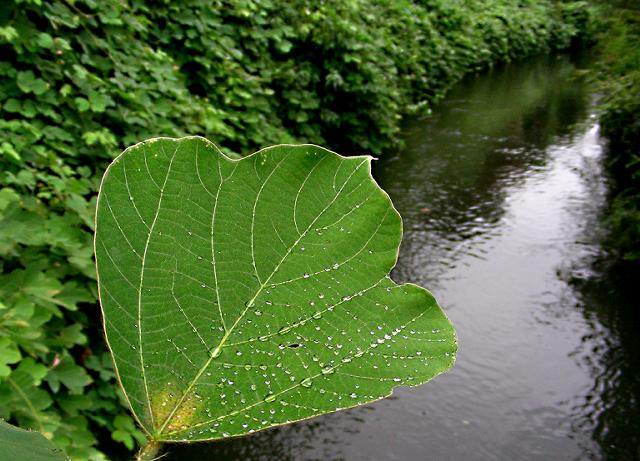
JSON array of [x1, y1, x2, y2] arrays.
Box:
[[595, 3, 640, 264], [0, 1, 595, 459]]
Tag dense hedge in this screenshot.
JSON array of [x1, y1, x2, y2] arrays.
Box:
[[0, 1, 593, 459], [596, 5, 640, 262]]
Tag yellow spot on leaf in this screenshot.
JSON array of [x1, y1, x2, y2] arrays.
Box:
[[150, 383, 203, 434]]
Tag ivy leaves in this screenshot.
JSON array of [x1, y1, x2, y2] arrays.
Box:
[[16, 71, 49, 96]]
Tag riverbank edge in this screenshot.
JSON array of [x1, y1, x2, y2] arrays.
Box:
[[593, 3, 640, 265]]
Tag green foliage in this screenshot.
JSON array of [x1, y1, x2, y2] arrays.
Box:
[[605, 192, 640, 261], [0, 0, 593, 458], [595, 6, 640, 262], [556, 1, 598, 48], [0, 419, 68, 461], [95, 137, 456, 452]]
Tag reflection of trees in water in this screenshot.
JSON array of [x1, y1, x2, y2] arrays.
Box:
[[571, 264, 640, 460], [383, 55, 590, 234], [376, 55, 591, 285]]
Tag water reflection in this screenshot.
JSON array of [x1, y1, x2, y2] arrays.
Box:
[[170, 55, 638, 460], [378, 55, 591, 291], [569, 263, 640, 460]]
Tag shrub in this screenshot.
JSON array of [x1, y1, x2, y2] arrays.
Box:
[[595, 6, 640, 262]]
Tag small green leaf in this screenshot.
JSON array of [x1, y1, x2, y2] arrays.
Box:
[[36, 33, 54, 49], [16, 358, 49, 385], [0, 188, 20, 211], [16, 71, 49, 95], [54, 324, 87, 347], [96, 137, 456, 442], [3, 99, 21, 113], [0, 420, 67, 461], [0, 26, 18, 42], [59, 84, 72, 97], [0, 141, 21, 161], [88, 90, 108, 112], [0, 337, 21, 377], [53, 37, 71, 51], [45, 357, 92, 393], [74, 97, 90, 112], [112, 415, 146, 450]]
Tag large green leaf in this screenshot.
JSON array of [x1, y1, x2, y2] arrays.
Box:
[[95, 137, 456, 442], [0, 420, 67, 461]]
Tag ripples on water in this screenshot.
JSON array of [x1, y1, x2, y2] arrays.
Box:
[[169, 55, 640, 460]]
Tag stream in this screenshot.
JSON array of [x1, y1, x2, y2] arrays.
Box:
[[169, 55, 640, 460]]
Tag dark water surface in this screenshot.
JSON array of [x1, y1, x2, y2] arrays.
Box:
[[170, 56, 640, 460]]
